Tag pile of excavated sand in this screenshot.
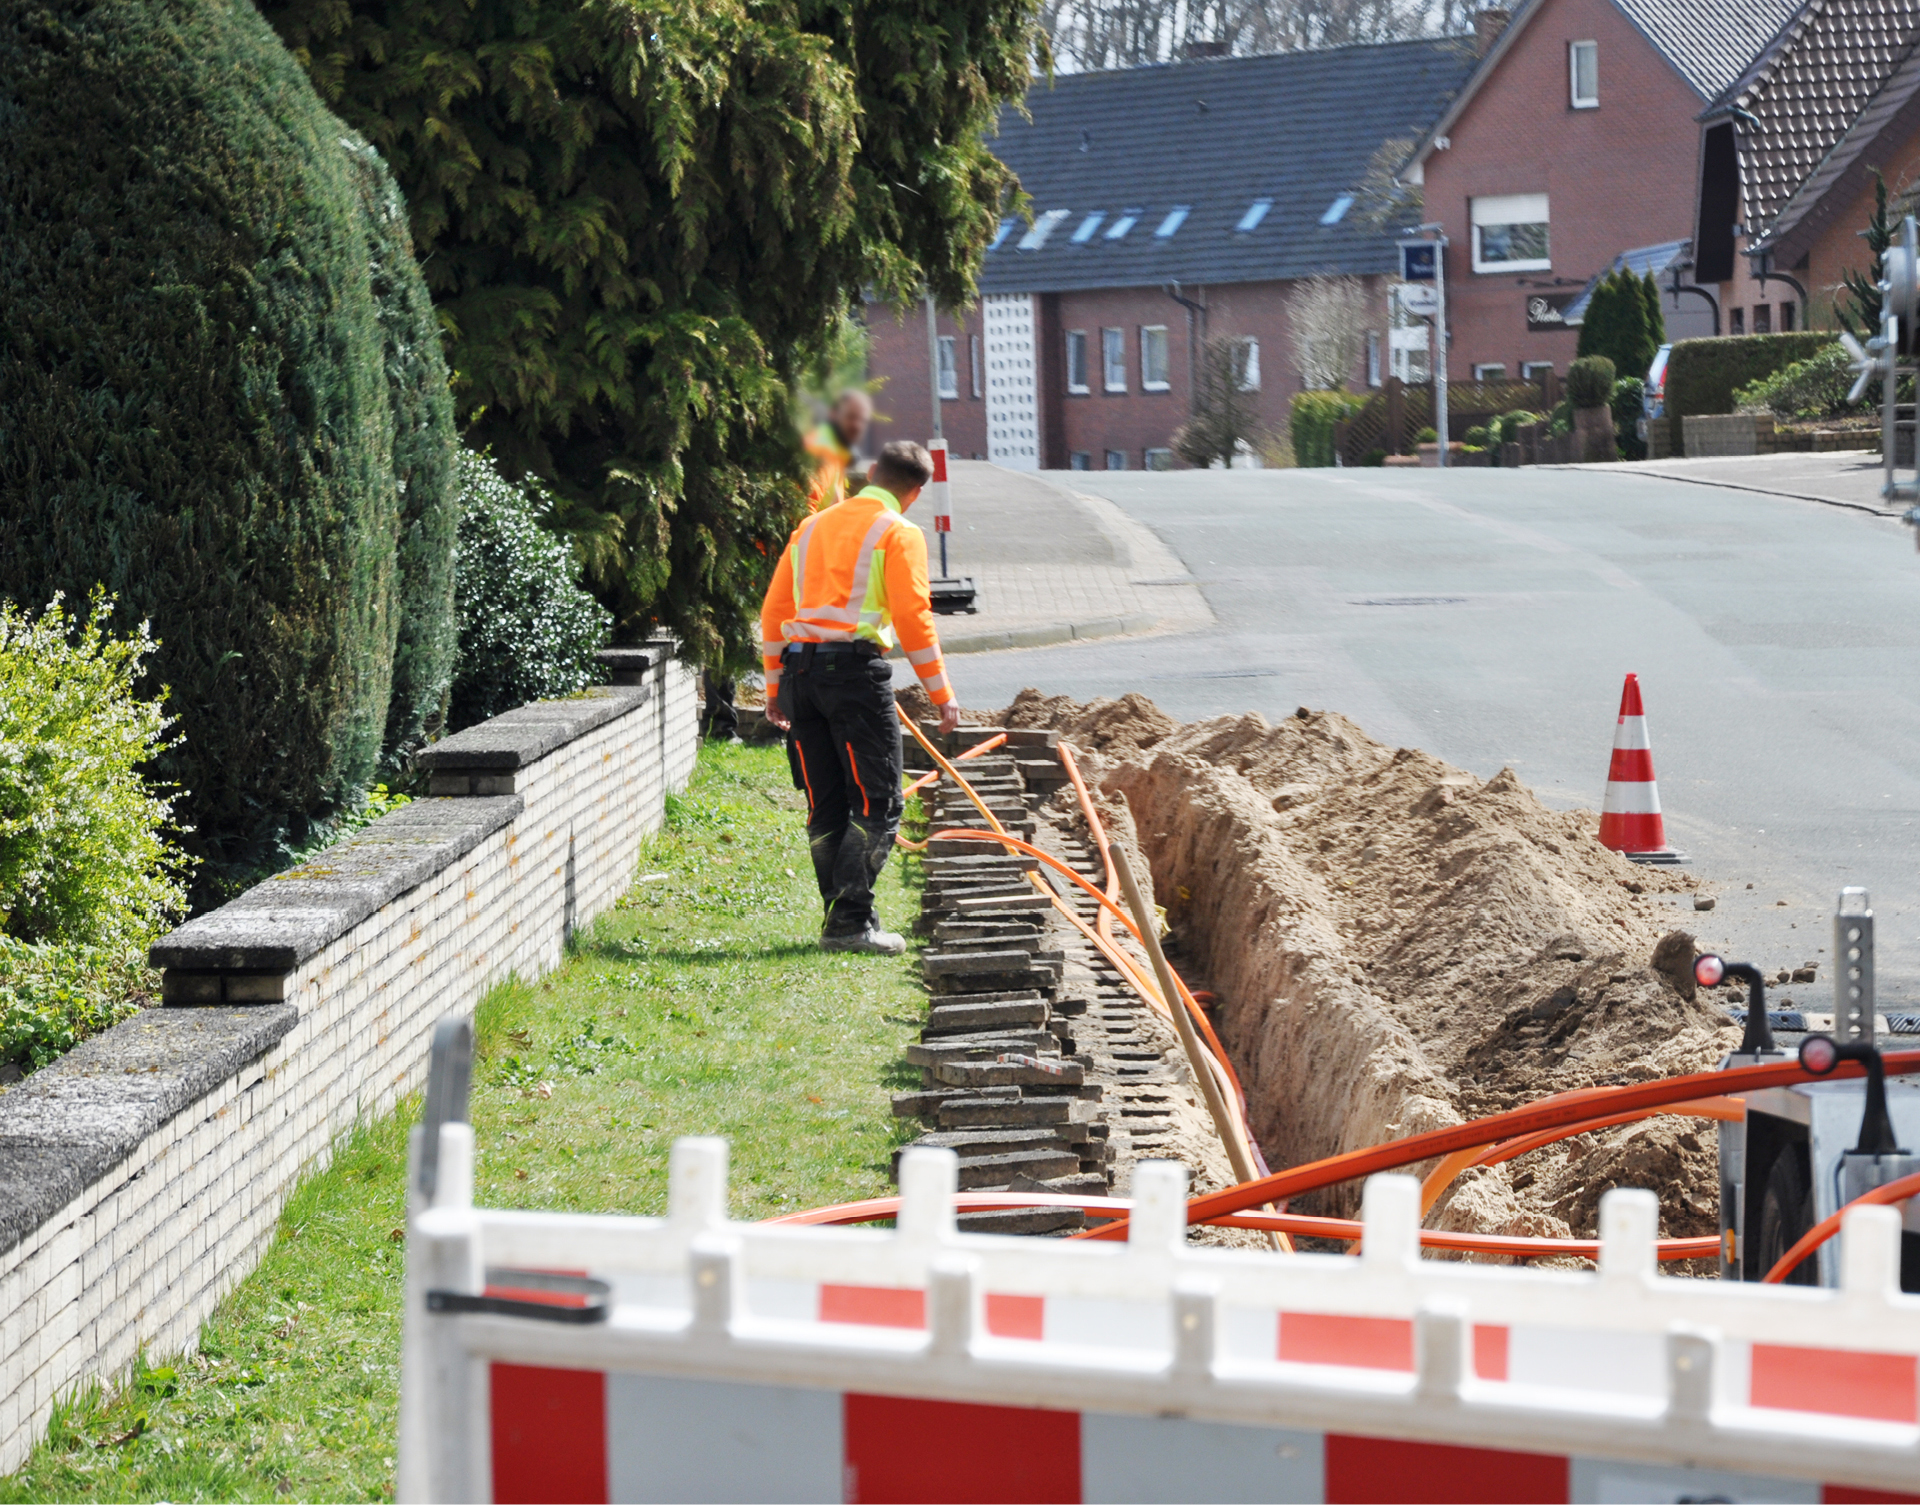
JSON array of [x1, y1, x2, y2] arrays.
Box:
[[998, 689, 1739, 1255]]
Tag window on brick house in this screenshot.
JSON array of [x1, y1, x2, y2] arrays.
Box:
[[1069, 451, 1092, 470], [1145, 447, 1175, 470], [1105, 450, 1127, 470], [1753, 304, 1772, 333], [1367, 331, 1383, 387], [970, 335, 982, 397], [1141, 325, 1171, 390], [936, 336, 958, 399], [1570, 41, 1598, 108], [1232, 337, 1261, 391], [1472, 194, 1550, 272], [1066, 330, 1090, 394], [1102, 327, 1127, 391], [1473, 363, 1507, 380], [1782, 302, 1797, 331], [1730, 307, 1746, 335]]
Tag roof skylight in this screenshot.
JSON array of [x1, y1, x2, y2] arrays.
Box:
[[1104, 210, 1140, 240], [1236, 199, 1272, 232], [988, 218, 1015, 251], [1018, 208, 1071, 250], [1155, 205, 1191, 238], [1071, 212, 1105, 243], [1320, 194, 1355, 225]]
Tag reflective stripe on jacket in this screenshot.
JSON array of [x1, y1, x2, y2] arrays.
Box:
[[759, 485, 953, 706], [803, 423, 851, 514]]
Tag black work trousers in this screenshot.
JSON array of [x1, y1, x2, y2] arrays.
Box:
[[783, 646, 902, 936]]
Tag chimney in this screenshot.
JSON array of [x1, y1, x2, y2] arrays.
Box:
[[1475, 8, 1510, 55]]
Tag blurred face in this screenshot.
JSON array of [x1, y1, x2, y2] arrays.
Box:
[[831, 393, 872, 448]]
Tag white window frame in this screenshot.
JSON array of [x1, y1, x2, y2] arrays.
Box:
[[1569, 41, 1599, 109], [1140, 325, 1171, 391], [1065, 330, 1090, 394], [1101, 327, 1127, 392], [1366, 331, 1383, 388], [1522, 360, 1554, 383], [1017, 208, 1071, 251], [1104, 449, 1127, 470], [1232, 337, 1261, 392], [970, 335, 982, 398], [936, 336, 959, 399], [1471, 363, 1508, 381], [1470, 193, 1551, 273]]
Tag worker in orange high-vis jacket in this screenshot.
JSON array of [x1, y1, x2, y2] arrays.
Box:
[[803, 391, 872, 514], [762, 440, 961, 954]]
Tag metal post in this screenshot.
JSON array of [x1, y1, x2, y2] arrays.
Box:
[[925, 294, 944, 443], [1433, 232, 1450, 468], [1837, 888, 1876, 1044]]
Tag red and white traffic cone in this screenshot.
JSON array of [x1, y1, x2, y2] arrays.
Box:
[[1598, 673, 1685, 864]]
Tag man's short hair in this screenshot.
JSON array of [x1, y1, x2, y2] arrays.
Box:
[[871, 440, 933, 494]]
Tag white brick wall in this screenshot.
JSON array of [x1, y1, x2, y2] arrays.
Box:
[[0, 654, 698, 1474]]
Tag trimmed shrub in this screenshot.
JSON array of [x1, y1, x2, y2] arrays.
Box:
[[1577, 271, 1655, 383], [1640, 271, 1667, 348], [0, 594, 193, 951], [1665, 334, 1836, 418], [451, 452, 613, 731], [1495, 410, 1544, 446], [0, 0, 458, 900], [1734, 343, 1866, 419], [1290, 390, 1367, 468], [1612, 377, 1647, 461], [1462, 425, 1492, 448], [1568, 356, 1616, 409]]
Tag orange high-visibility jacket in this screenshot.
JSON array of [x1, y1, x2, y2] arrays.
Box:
[[802, 422, 852, 514], [760, 484, 953, 706]]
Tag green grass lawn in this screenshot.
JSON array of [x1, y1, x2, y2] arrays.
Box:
[[1, 743, 928, 1503]]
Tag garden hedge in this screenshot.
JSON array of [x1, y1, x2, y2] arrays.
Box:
[[1665, 333, 1837, 419], [0, 0, 458, 899], [1291, 390, 1368, 468]]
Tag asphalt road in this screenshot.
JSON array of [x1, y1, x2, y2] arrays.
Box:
[[952, 464, 1920, 1002]]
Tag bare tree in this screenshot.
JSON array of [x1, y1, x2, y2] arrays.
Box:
[[1173, 335, 1267, 466], [1040, 0, 1470, 71], [1288, 275, 1372, 390]]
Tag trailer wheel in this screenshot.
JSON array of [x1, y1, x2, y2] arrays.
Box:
[[1755, 1144, 1818, 1285]]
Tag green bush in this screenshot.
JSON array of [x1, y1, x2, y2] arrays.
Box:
[[0, 0, 458, 901], [0, 594, 193, 952], [1415, 425, 1439, 444], [1, 938, 155, 1077], [1612, 377, 1647, 461], [1289, 390, 1367, 468], [451, 452, 613, 730], [1734, 343, 1866, 419], [1664, 333, 1836, 418], [1577, 270, 1657, 383], [1568, 356, 1616, 408], [1462, 425, 1491, 448], [1495, 410, 1545, 446]]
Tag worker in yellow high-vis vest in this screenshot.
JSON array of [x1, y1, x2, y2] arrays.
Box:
[[803, 391, 873, 514], [761, 441, 960, 953]]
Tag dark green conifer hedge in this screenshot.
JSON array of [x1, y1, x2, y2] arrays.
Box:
[[0, 0, 458, 900]]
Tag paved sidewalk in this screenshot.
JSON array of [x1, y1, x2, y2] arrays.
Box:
[[1569, 449, 1900, 516], [904, 462, 1213, 654]]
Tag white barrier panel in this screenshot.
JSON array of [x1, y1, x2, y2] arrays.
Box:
[[401, 1136, 1920, 1504], [929, 438, 952, 535]]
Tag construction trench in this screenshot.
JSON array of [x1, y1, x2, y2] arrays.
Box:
[[885, 687, 1774, 1262]]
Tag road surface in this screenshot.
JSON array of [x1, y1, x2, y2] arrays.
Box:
[[950, 463, 1920, 1003]]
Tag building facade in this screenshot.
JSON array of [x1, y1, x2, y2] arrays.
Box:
[[864, 39, 1480, 470]]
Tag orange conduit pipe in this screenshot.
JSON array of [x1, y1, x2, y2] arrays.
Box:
[[765, 1192, 1718, 1261], [902, 733, 1006, 800], [1762, 1168, 1920, 1284], [1075, 1050, 1920, 1241]]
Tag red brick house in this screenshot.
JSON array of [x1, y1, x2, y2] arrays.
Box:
[[1696, 0, 1920, 336], [863, 39, 1479, 470], [1405, 0, 1800, 381]]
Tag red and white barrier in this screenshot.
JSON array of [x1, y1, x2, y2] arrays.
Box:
[[929, 438, 952, 535], [1598, 673, 1681, 860], [401, 1138, 1920, 1504]]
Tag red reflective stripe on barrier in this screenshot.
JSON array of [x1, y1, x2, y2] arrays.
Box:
[[1473, 1323, 1509, 1380], [844, 1393, 1081, 1503], [1325, 1435, 1568, 1504], [489, 1363, 608, 1505], [1823, 1486, 1920, 1503], [1280, 1312, 1413, 1371], [1753, 1344, 1920, 1424], [986, 1292, 1047, 1339], [821, 1283, 926, 1329]]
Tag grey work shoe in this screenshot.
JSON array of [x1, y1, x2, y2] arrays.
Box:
[[820, 926, 906, 956]]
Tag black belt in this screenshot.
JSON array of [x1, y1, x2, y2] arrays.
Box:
[[784, 641, 881, 671]]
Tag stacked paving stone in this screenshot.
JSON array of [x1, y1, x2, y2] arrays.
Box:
[[893, 726, 1189, 1235]]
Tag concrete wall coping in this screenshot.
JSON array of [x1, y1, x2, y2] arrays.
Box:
[[0, 1005, 298, 1260], [416, 682, 650, 773]]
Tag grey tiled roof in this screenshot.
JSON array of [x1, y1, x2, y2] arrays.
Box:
[[978, 39, 1478, 295], [1706, 0, 1920, 240], [1615, 0, 1804, 100]]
